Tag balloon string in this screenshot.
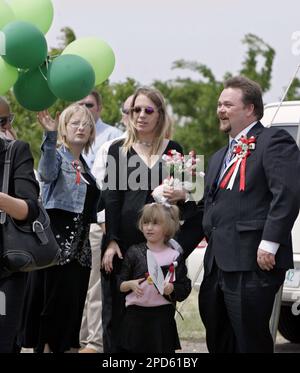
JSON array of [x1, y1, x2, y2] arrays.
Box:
[[38, 66, 48, 81]]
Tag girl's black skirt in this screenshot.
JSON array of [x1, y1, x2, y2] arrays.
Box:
[[119, 304, 181, 353]]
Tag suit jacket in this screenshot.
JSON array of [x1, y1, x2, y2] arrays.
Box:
[[202, 122, 300, 273]]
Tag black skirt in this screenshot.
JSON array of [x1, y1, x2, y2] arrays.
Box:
[[118, 304, 181, 353], [21, 261, 90, 352], [0, 272, 28, 353]]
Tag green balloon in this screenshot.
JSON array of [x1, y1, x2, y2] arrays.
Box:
[[62, 37, 115, 85], [9, 0, 54, 34], [0, 57, 18, 95], [2, 21, 47, 69], [0, 0, 15, 29], [47, 54, 95, 101], [14, 65, 57, 111]]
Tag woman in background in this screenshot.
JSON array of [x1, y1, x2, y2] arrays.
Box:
[[0, 97, 39, 353]]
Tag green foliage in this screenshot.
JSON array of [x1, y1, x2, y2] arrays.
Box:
[[285, 77, 300, 100], [98, 78, 139, 125], [154, 33, 276, 162], [240, 34, 275, 93], [49, 27, 76, 57], [154, 64, 226, 159]]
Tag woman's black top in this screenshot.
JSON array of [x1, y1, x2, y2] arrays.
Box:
[[0, 139, 39, 277], [103, 140, 183, 253]]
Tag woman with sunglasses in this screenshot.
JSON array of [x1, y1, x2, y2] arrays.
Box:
[[101, 87, 198, 352], [21, 104, 101, 353], [0, 97, 40, 352]]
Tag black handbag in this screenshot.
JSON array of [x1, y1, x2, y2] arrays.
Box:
[[0, 141, 60, 272]]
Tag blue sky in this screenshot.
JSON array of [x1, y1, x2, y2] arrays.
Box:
[[46, 0, 300, 103]]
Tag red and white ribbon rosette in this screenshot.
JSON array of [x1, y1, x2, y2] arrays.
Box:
[[165, 261, 178, 283], [220, 135, 256, 191]]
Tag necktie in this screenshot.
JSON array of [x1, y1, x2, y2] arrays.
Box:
[[224, 139, 237, 169], [217, 139, 236, 185]]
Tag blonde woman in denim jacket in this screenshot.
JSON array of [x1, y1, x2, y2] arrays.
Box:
[[22, 104, 101, 353]]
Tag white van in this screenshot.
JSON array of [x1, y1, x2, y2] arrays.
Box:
[[261, 101, 300, 343]]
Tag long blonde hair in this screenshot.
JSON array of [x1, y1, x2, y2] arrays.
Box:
[[58, 104, 96, 154], [122, 87, 172, 155]]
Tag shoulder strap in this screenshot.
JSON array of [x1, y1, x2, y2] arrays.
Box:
[[0, 140, 16, 224]]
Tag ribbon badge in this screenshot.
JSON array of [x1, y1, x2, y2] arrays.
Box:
[[72, 160, 81, 185], [220, 135, 256, 191]]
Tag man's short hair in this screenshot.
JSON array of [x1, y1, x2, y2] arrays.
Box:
[[90, 90, 102, 108], [224, 76, 264, 120]]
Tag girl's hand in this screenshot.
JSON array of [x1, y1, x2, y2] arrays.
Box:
[[129, 278, 145, 297], [164, 282, 174, 296], [101, 240, 123, 273], [37, 110, 60, 132]]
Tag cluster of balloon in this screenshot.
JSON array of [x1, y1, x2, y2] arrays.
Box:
[[0, 0, 115, 111]]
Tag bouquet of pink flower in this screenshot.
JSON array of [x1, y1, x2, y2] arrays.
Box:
[[152, 149, 204, 204]]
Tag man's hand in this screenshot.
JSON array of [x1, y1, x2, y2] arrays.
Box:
[[257, 248, 276, 271], [101, 240, 123, 273]]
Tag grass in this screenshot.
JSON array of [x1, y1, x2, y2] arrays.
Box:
[[176, 288, 206, 341]]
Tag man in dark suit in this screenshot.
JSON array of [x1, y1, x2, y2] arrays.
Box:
[[198, 76, 300, 353]]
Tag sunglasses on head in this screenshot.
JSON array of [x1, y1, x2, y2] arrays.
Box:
[[132, 106, 156, 115], [79, 103, 94, 109], [0, 114, 15, 127]]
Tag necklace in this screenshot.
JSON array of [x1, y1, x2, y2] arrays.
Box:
[[136, 139, 153, 147]]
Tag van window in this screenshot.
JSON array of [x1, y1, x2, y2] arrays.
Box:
[[273, 125, 299, 141]]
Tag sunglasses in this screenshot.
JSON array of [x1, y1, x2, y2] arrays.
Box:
[[132, 106, 157, 115], [79, 103, 94, 109], [0, 114, 15, 127]]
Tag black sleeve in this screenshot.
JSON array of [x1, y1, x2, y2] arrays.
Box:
[[168, 140, 183, 155], [102, 141, 124, 249], [262, 129, 300, 243], [9, 141, 39, 223], [118, 246, 138, 293], [119, 248, 135, 283], [176, 203, 204, 259], [168, 254, 191, 302]]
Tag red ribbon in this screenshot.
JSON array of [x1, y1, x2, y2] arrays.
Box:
[[239, 157, 247, 191], [72, 160, 81, 185], [220, 135, 256, 191], [219, 160, 238, 189], [168, 263, 175, 283]]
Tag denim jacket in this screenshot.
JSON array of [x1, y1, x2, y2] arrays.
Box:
[[38, 131, 99, 218]]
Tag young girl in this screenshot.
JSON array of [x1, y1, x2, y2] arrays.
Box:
[[21, 104, 101, 353], [119, 203, 191, 353]]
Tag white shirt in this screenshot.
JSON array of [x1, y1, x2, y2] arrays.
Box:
[[92, 132, 126, 223], [83, 118, 123, 169]]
